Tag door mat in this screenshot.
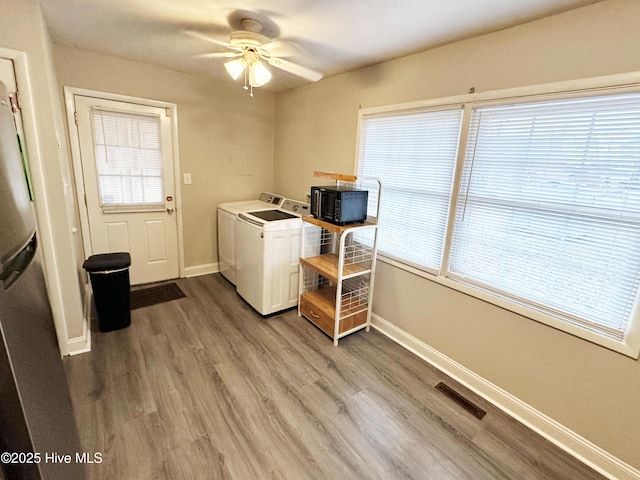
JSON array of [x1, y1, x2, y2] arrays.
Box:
[[130, 282, 186, 310]]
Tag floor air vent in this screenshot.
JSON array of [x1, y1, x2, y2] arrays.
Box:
[[435, 382, 487, 420]]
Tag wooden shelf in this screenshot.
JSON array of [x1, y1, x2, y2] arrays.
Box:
[[313, 171, 358, 182], [300, 254, 369, 283], [302, 215, 376, 234], [301, 286, 336, 317]]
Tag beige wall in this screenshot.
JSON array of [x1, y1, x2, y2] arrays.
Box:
[[1, 0, 85, 350], [274, 0, 640, 469], [53, 45, 276, 269]]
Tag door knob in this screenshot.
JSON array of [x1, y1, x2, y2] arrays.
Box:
[[167, 207, 175, 214]]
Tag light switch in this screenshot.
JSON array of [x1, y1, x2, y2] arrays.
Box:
[[183, 173, 192, 185]]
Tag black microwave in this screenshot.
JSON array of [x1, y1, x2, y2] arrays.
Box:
[[311, 186, 368, 225]]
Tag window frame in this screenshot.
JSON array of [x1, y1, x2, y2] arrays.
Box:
[[91, 108, 166, 209], [356, 72, 640, 358], [357, 104, 465, 273]]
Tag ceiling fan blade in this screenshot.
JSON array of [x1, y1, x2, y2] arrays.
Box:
[[198, 52, 242, 59], [259, 40, 299, 58], [184, 30, 239, 50], [267, 57, 323, 82]]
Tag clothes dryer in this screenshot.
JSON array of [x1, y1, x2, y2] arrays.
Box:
[[217, 192, 284, 285]]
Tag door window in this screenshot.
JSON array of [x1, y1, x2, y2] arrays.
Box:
[[91, 108, 164, 206]]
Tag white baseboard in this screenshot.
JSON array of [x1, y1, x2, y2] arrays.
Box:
[[66, 284, 92, 356], [184, 262, 219, 278], [370, 313, 640, 480]]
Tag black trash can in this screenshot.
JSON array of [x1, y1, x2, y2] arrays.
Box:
[[82, 252, 131, 332]]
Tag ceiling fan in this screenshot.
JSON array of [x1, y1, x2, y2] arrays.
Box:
[[192, 18, 323, 96]]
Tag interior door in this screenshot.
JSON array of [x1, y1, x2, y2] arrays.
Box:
[[74, 95, 179, 285]]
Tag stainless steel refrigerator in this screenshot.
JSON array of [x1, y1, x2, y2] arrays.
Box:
[[0, 81, 84, 479]]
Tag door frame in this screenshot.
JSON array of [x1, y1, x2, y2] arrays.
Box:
[[63, 87, 185, 279], [0, 48, 86, 356]]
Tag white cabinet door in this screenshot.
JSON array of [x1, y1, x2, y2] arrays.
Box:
[[217, 208, 236, 285]]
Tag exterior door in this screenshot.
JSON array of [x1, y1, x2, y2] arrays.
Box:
[[74, 95, 179, 285]]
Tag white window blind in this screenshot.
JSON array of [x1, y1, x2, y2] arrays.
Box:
[[92, 109, 164, 206], [358, 108, 462, 271], [449, 93, 640, 339]]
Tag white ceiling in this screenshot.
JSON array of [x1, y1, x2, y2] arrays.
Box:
[[39, 0, 601, 93]]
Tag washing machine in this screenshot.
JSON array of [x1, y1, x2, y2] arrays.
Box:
[[235, 199, 311, 315], [217, 192, 284, 285]]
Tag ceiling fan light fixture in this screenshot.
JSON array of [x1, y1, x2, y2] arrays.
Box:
[[249, 60, 272, 87], [224, 58, 246, 80]]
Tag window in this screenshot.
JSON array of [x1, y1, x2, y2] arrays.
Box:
[[91, 109, 164, 206], [450, 93, 640, 341], [357, 83, 640, 355], [358, 107, 462, 271]]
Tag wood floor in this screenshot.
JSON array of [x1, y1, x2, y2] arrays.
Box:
[[64, 274, 606, 480]]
